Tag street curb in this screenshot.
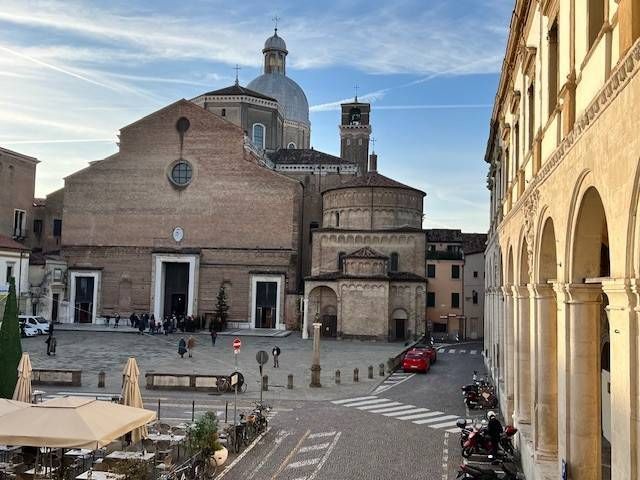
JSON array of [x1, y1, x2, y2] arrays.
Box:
[[368, 338, 421, 393]]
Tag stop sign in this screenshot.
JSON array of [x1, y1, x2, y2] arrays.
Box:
[[233, 338, 241, 351]]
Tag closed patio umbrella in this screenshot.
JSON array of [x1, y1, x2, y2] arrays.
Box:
[[12, 353, 32, 403], [0, 396, 156, 448], [121, 357, 147, 443]]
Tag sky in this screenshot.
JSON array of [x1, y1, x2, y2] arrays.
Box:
[[0, 0, 513, 233]]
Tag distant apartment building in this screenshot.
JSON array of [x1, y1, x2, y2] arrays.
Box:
[[425, 229, 486, 341]]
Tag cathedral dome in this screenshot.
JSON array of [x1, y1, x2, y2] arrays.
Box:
[[247, 73, 309, 124]]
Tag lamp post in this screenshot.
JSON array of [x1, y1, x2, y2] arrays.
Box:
[[310, 320, 322, 387]]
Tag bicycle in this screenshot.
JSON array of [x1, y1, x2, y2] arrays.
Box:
[[160, 450, 217, 480], [223, 420, 250, 453]]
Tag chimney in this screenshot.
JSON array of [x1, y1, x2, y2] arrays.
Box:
[[368, 153, 377, 172]]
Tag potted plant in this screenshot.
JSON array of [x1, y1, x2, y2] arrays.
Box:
[[186, 412, 228, 466]]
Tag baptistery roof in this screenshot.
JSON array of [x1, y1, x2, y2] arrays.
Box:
[[247, 74, 309, 125]]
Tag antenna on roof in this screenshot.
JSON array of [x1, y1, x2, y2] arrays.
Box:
[[354, 84, 359, 102], [233, 64, 241, 86], [272, 15, 281, 32]]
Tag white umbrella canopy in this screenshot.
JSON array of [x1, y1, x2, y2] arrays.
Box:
[[0, 396, 156, 448], [121, 357, 147, 443], [12, 353, 32, 403], [0, 398, 30, 417]]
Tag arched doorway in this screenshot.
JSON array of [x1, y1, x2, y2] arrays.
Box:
[[534, 217, 558, 458], [391, 308, 408, 341], [516, 236, 532, 424], [308, 286, 338, 338], [570, 186, 611, 480]]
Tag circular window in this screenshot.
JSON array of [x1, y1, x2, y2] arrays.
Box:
[[169, 160, 193, 186]]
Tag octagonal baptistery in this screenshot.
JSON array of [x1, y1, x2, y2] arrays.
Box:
[[321, 171, 425, 230]]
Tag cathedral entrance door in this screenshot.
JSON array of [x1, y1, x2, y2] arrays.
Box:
[[255, 282, 277, 328], [394, 318, 406, 340], [321, 315, 337, 337], [74, 276, 95, 323], [163, 263, 189, 318]]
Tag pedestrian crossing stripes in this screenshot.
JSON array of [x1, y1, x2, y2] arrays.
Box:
[[331, 395, 467, 433], [437, 348, 480, 355], [372, 372, 415, 394]]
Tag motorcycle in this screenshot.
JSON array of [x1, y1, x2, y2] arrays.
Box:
[[465, 387, 498, 409], [456, 461, 521, 479], [461, 425, 518, 458], [456, 418, 486, 448]]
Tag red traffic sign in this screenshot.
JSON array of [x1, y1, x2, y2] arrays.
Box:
[[233, 338, 242, 351]]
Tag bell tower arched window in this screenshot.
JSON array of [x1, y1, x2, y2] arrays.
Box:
[[349, 107, 361, 125], [335, 212, 340, 227], [338, 252, 346, 270]]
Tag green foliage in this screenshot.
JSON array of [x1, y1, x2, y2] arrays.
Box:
[[0, 278, 22, 399], [187, 411, 223, 454], [213, 286, 229, 330]]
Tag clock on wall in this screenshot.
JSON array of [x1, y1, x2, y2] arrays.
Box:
[[172, 226, 184, 242]]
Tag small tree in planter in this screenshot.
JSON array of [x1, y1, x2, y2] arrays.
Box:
[[213, 286, 229, 331], [187, 412, 227, 466]]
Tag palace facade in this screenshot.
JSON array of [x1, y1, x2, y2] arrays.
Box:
[[484, 1, 640, 479]]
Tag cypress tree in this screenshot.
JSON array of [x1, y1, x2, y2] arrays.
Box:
[[0, 277, 22, 399], [213, 285, 229, 331]]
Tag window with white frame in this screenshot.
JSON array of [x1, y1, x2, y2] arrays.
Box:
[[252, 123, 265, 149], [287, 142, 296, 149], [13, 209, 26, 238]]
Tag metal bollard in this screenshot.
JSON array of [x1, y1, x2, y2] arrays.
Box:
[[225, 401, 228, 423], [262, 375, 268, 391], [353, 368, 359, 382], [98, 371, 105, 388], [335, 370, 341, 384], [287, 374, 293, 390], [379, 363, 385, 377], [368, 365, 373, 379]]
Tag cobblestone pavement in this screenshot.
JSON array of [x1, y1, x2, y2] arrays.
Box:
[[21, 331, 407, 402], [217, 342, 487, 480]]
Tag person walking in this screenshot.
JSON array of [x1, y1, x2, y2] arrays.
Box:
[[210, 329, 217, 346], [486, 411, 503, 458], [149, 315, 156, 335], [45, 334, 57, 356], [114, 312, 120, 328], [187, 336, 196, 358], [272, 345, 281, 368], [129, 312, 136, 328], [138, 315, 145, 335], [105, 315, 110, 327], [178, 338, 187, 359]]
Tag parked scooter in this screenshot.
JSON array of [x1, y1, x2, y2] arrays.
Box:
[[461, 425, 518, 458], [456, 461, 521, 479], [465, 386, 498, 409]]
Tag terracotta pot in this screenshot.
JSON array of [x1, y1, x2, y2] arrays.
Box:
[[211, 446, 228, 466]]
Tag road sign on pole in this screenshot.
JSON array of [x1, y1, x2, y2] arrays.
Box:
[[256, 350, 269, 366], [233, 338, 241, 351]]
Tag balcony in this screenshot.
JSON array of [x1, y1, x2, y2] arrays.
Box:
[[426, 250, 463, 261]]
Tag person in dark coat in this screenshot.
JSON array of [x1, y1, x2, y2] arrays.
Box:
[[138, 315, 145, 334], [178, 338, 187, 358], [45, 335, 56, 356], [486, 411, 503, 457], [129, 312, 136, 328], [210, 329, 217, 346], [114, 312, 120, 328], [149, 315, 156, 335], [272, 345, 281, 368]]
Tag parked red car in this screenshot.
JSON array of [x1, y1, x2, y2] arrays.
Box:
[[402, 349, 431, 373], [411, 346, 437, 364]]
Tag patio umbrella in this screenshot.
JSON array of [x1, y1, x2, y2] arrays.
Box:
[[0, 398, 30, 417], [121, 357, 147, 443], [12, 353, 32, 403], [0, 396, 156, 448]]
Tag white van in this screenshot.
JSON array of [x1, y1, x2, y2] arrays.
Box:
[[18, 315, 50, 335]]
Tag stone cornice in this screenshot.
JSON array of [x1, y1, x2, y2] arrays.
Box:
[[496, 38, 640, 232]]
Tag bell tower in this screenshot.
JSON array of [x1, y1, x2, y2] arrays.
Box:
[[339, 95, 371, 175]]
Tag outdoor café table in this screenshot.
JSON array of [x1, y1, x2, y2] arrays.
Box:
[[65, 449, 93, 458], [146, 434, 185, 443], [76, 470, 124, 480], [105, 451, 155, 462], [0, 445, 20, 462], [24, 465, 58, 476]]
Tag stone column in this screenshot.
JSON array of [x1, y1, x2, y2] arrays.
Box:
[[310, 322, 322, 387], [602, 279, 639, 480], [302, 296, 310, 340], [530, 283, 558, 460], [565, 283, 602, 480], [497, 287, 504, 382], [513, 285, 532, 425], [502, 285, 515, 421]]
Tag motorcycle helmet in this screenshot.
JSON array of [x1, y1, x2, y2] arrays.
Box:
[[487, 411, 497, 420]]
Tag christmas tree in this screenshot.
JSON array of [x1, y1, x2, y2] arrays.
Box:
[[213, 285, 229, 331], [0, 277, 22, 399]]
